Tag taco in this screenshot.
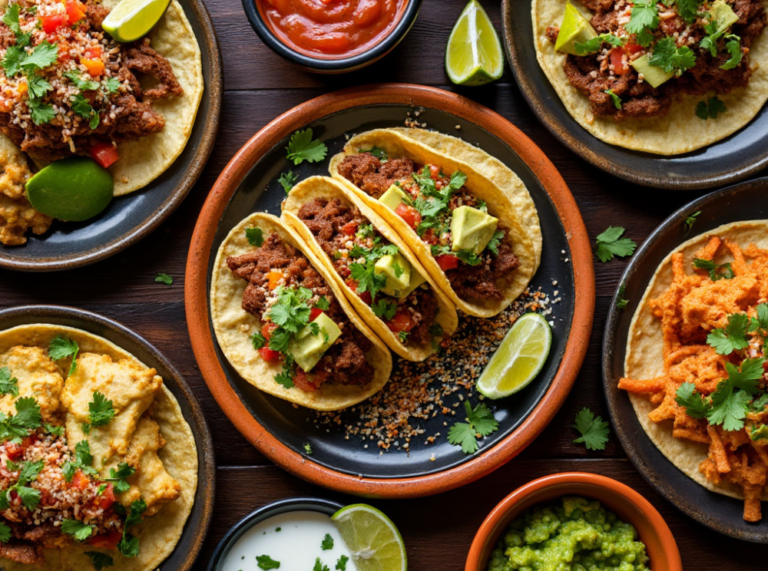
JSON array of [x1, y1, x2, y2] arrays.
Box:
[[619, 221, 768, 521], [0, 0, 204, 196], [532, 0, 768, 155], [282, 176, 458, 362], [210, 212, 392, 411], [329, 128, 537, 318], [0, 324, 197, 570]]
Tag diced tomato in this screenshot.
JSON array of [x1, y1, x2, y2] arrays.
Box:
[[625, 41, 643, 55], [95, 483, 116, 509], [266, 269, 284, 290], [357, 290, 372, 305], [42, 14, 66, 34], [435, 254, 459, 271], [259, 347, 282, 363], [340, 221, 358, 236], [6, 444, 23, 461], [261, 322, 278, 340], [395, 203, 421, 229], [310, 307, 324, 321], [386, 310, 416, 334], [421, 228, 439, 245], [71, 469, 90, 490], [65, 0, 86, 25], [609, 47, 628, 74], [84, 46, 102, 59], [428, 164, 440, 180], [293, 368, 317, 392], [82, 58, 105, 77], [88, 530, 122, 550], [89, 142, 119, 168]]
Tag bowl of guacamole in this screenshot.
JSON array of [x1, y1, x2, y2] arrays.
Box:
[[466, 473, 682, 571]]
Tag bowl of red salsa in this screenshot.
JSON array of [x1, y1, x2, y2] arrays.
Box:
[[244, 0, 422, 72]]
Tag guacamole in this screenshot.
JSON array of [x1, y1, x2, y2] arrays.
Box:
[[487, 496, 650, 571]]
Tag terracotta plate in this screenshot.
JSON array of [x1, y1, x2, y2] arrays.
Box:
[[501, 0, 768, 190], [0, 305, 216, 566], [186, 84, 594, 498], [0, 0, 223, 272], [603, 177, 768, 542]]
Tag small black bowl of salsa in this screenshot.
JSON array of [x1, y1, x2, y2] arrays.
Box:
[[243, 0, 423, 73]]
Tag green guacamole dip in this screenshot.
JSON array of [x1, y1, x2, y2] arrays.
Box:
[[487, 496, 650, 571]]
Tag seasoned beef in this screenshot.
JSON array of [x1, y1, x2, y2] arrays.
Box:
[[408, 289, 438, 346], [0, 541, 43, 565], [337, 153, 417, 198], [448, 231, 520, 301]]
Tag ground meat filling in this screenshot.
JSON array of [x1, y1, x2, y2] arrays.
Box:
[[296, 197, 440, 345], [547, 0, 767, 119], [337, 153, 521, 302], [226, 232, 375, 389]]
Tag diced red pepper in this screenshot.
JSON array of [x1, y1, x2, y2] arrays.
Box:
[[82, 58, 105, 77], [42, 14, 66, 34], [340, 221, 358, 236], [65, 0, 86, 25], [88, 530, 122, 550], [89, 142, 119, 168], [71, 469, 90, 490], [259, 347, 282, 363], [293, 368, 317, 392], [609, 47, 629, 75], [95, 483, 116, 509], [261, 322, 278, 340], [435, 254, 459, 271], [395, 203, 421, 229], [310, 307, 324, 321], [428, 164, 440, 180], [387, 310, 416, 334]]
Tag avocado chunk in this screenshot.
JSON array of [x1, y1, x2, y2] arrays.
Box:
[[394, 269, 428, 300], [450, 205, 498, 255], [751, 424, 768, 442], [631, 54, 674, 88], [555, 2, 598, 55], [289, 312, 342, 373], [376, 252, 411, 296], [379, 184, 408, 212], [711, 0, 739, 33]]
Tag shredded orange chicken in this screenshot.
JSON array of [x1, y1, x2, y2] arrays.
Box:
[[619, 237, 768, 522]]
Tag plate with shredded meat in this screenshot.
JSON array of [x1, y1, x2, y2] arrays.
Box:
[[604, 177, 768, 542]]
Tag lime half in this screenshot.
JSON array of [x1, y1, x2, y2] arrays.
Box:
[[476, 313, 552, 399], [102, 0, 171, 43], [445, 0, 505, 86], [331, 504, 407, 571]]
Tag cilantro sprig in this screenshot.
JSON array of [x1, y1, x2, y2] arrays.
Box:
[[62, 439, 98, 482], [693, 257, 734, 281], [105, 462, 136, 494], [62, 518, 94, 541], [85, 552, 114, 570], [684, 210, 701, 235], [0, 459, 44, 511], [649, 37, 696, 76], [117, 499, 147, 557], [278, 171, 298, 195], [595, 226, 637, 263], [696, 96, 727, 120], [321, 533, 334, 550], [286, 129, 327, 165], [81, 391, 115, 434], [0, 367, 18, 396], [0, 397, 41, 443], [257, 555, 280, 570], [574, 33, 624, 55], [625, 0, 659, 35], [707, 313, 751, 355], [573, 408, 610, 451], [48, 336, 79, 376], [447, 401, 499, 454]]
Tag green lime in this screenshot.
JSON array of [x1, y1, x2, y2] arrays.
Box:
[[26, 157, 113, 222], [102, 0, 171, 43], [331, 504, 407, 571], [476, 313, 552, 399], [445, 0, 505, 86]]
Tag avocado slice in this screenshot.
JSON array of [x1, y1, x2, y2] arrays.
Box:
[[711, 0, 739, 33], [375, 252, 411, 296], [631, 54, 674, 88], [395, 269, 428, 300], [450, 205, 498, 255], [555, 2, 598, 55], [289, 312, 342, 373], [379, 184, 408, 212]]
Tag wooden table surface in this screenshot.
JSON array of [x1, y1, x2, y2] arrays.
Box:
[[2, 0, 768, 568]]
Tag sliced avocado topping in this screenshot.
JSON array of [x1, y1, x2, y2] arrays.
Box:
[[711, 0, 739, 33], [631, 54, 674, 88], [379, 184, 408, 212], [555, 2, 598, 55], [375, 252, 411, 296], [450, 205, 498, 255], [395, 269, 428, 300], [289, 312, 341, 373]]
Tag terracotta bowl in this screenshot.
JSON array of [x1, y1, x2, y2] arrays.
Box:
[[466, 472, 682, 571]]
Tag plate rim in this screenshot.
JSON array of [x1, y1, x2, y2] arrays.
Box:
[[601, 177, 768, 542], [0, 304, 217, 566], [184, 83, 595, 499], [0, 0, 224, 272], [500, 0, 768, 191]]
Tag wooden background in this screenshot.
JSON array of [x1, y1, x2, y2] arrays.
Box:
[[2, 0, 768, 568]]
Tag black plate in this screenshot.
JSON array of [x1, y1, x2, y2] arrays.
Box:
[[0, 305, 216, 565], [501, 0, 768, 190], [207, 104, 577, 480], [0, 0, 222, 272], [602, 178, 768, 542]]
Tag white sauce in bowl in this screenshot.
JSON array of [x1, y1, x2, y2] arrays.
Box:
[[221, 510, 355, 571]]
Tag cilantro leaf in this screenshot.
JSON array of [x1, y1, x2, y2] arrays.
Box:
[[267, 327, 291, 353], [575, 33, 624, 55], [336, 555, 349, 571], [278, 170, 298, 195], [44, 423, 64, 437], [605, 89, 622, 110], [106, 462, 135, 494], [85, 552, 114, 570], [250, 331, 266, 350], [62, 519, 94, 541], [286, 128, 327, 165], [22, 41, 58, 71], [486, 230, 504, 256], [649, 37, 696, 75], [693, 258, 734, 281], [727, 358, 765, 392], [707, 313, 750, 355], [721, 37, 743, 70], [124, 498, 146, 529], [313, 558, 330, 571], [708, 381, 752, 431], [695, 96, 727, 120], [14, 485, 39, 511], [268, 287, 313, 333], [86, 392, 115, 428], [0, 522, 10, 544], [595, 226, 637, 263], [0, 397, 42, 442], [64, 70, 100, 92], [684, 210, 701, 235], [448, 402, 499, 454], [372, 299, 397, 321], [304, 442, 312, 455], [26, 72, 50, 99], [154, 272, 172, 285], [0, 367, 18, 396], [1, 45, 25, 76], [625, 0, 658, 35], [71, 93, 95, 119], [750, 393, 768, 413], [246, 226, 264, 247], [359, 146, 387, 160], [48, 336, 79, 376], [315, 296, 330, 311], [677, 0, 702, 24], [757, 303, 768, 331], [321, 533, 333, 550], [17, 460, 43, 486], [2, 4, 22, 36], [28, 99, 55, 125], [274, 359, 295, 389], [675, 382, 711, 418], [572, 408, 610, 451], [104, 77, 121, 93], [456, 249, 482, 266], [257, 555, 280, 570], [118, 534, 140, 558], [350, 262, 387, 301]]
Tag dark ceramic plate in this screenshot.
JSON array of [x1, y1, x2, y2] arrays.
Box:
[[603, 177, 768, 542], [501, 0, 768, 190], [187, 84, 595, 498], [0, 305, 216, 564], [0, 0, 222, 272]]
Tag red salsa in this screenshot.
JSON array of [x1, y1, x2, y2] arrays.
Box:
[[257, 0, 406, 59]]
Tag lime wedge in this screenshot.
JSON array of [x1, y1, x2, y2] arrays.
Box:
[[476, 313, 552, 399], [331, 504, 407, 571], [102, 0, 171, 43], [445, 0, 505, 86]]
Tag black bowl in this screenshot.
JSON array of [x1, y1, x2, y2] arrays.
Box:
[[206, 498, 344, 571], [242, 0, 423, 73], [602, 177, 768, 542]]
